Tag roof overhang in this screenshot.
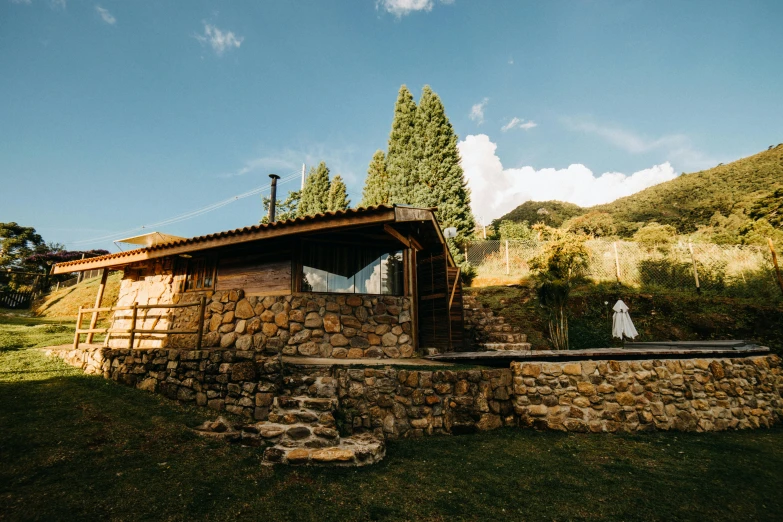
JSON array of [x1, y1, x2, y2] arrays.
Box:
[[52, 205, 453, 274]]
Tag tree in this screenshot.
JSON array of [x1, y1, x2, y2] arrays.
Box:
[[632, 222, 678, 246], [385, 85, 418, 205], [564, 211, 616, 238], [497, 220, 535, 241], [529, 225, 590, 350], [413, 86, 475, 241], [0, 222, 45, 269], [327, 175, 350, 211], [360, 150, 390, 207], [298, 162, 332, 217], [260, 190, 300, 224]]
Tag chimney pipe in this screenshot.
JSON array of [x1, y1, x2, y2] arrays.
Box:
[[268, 174, 281, 222]]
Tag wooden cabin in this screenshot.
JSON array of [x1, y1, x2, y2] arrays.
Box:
[[52, 205, 464, 358]]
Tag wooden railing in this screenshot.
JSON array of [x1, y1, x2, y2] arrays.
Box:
[[73, 296, 207, 351]]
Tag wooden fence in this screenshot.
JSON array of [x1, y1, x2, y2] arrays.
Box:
[[73, 296, 206, 350], [0, 290, 34, 309]]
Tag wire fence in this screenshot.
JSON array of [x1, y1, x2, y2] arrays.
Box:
[[48, 269, 104, 293], [465, 239, 783, 299]]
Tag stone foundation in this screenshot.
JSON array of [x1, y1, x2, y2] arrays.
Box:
[[48, 346, 782, 436], [110, 265, 414, 358]]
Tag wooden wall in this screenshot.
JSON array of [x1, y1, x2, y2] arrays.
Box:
[[216, 254, 291, 296]]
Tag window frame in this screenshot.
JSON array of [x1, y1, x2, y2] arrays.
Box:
[[175, 256, 217, 293]]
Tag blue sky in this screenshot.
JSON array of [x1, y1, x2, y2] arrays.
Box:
[[2, 0, 781, 251]]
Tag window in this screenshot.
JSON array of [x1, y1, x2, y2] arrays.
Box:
[[176, 257, 216, 292], [301, 242, 403, 295]]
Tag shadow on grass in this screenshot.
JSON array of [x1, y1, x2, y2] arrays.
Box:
[[1, 352, 782, 521]]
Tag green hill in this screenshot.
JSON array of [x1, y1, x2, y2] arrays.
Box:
[[496, 143, 783, 238]]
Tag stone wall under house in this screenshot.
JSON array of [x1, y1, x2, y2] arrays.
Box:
[[110, 266, 414, 359], [49, 343, 783, 436]]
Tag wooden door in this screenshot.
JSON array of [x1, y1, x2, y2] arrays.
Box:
[[416, 245, 451, 352]]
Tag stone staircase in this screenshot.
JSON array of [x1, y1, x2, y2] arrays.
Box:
[[463, 295, 532, 352], [193, 374, 385, 466]]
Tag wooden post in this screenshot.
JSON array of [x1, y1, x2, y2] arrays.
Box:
[[128, 302, 138, 350], [768, 238, 783, 296], [196, 295, 206, 349], [505, 240, 510, 275], [613, 242, 621, 283], [73, 306, 83, 350], [86, 268, 108, 344], [688, 242, 701, 293]]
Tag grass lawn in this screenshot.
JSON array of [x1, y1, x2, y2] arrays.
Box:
[[2, 316, 783, 521]]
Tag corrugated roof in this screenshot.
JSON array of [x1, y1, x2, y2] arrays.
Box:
[[53, 205, 406, 273]]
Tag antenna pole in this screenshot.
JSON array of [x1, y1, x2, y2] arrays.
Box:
[[301, 163, 306, 191]]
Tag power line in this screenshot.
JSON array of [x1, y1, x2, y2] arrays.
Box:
[[68, 171, 301, 247]]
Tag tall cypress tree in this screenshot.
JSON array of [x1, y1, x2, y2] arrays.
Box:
[[385, 85, 418, 205], [327, 175, 350, 211], [413, 85, 476, 240], [360, 150, 390, 207], [298, 162, 331, 217]]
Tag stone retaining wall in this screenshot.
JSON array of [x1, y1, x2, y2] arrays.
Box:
[[110, 265, 414, 358], [512, 357, 783, 432], [48, 346, 782, 435]]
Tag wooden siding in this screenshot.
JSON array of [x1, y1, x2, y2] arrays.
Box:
[[216, 255, 292, 296]]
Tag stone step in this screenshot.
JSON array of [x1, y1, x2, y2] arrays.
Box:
[[482, 342, 532, 351], [486, 332, 527, 343], [273, 396, 338, 412], [263, 433, 385, 467]]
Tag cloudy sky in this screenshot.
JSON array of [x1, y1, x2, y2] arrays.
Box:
[[2, 1, 781, 249]]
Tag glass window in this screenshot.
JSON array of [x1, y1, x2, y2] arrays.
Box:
[[177, 257, 216, 292], [302, 242, 403, 295]]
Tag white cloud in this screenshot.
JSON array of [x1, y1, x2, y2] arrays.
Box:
[[564, 118, 714, 172], [378, 0, 453, 17], [95, 6, 115, 25], [194, 23, 243, 56], [50, 0, 65, 9], [458, 134, 679, 221], [469, 98, 488, 125], [501, 117, 537, 132]]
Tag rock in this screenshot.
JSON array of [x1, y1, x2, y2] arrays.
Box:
[[382, 346, 400, 358], [231, 361, 256, 381], [235, 299, 255, 319], [289, 309, 305, 322], [304, 312, 323, 328], [400, 344, 414, 358], [220, 332, 238, 348], [350, 336, 370, 348], [221, 311, 235, 324], [298, 342, 320, 356], [323, 313, 341, 333], [274, 313, 289, 328], [313, 426, 339, 439], [346, 295, 363, 307], [310, 447, 354, 462], [262, 323, 278, 337], [375, 324, 390, 335], [616, 392, 636, 406], [330, 333, 350, 347], [286, 448, 310, 463], [234, 320, 247, 335], [341, 315, 362, 329], [332, 348, 348, 358], [235, 334, 253, 351], [258, 426, 285, 438], [563, 363, 582, 375], [347, 348, 364, 358], [364, 347, 383, 358], [477, 414, 502, 431], [287, 426, 311, 440], [289, 329, 312, 345], [381, 333, 398, 346], [528, 404, 548, 416], [260, 310, 275, 322], [368, 333, 381, 345], [209, 314, 222, 332]]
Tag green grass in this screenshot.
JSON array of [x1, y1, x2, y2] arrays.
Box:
[[2, 317, 783, 521]]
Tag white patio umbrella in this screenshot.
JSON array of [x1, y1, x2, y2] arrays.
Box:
[[612, 300, 638, 341]]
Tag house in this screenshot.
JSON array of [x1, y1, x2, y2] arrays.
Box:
[[52, 205, 464, 358]]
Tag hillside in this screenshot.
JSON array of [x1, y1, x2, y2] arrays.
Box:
[[33, 272, 122, 318], [496, 144, 783, 236]]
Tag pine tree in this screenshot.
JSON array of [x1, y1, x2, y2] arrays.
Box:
[[360, 150, 390, 207], [327, 175, 350, 211], [413, 85, 475, 240], [298, 162, 331, 217], [385, 85, 418, 205], [260, 191, 300, 224]]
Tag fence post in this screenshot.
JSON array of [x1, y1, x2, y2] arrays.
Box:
[[505, 240, 510, 275], [613, 242, 621, 283], [73, 306, 83, 350], [768, 238, 783, 296], [128, 302, 138, 350], [688, 242, 701, 293], [86, 268, 108, 344]]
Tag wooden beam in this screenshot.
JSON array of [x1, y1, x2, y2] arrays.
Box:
[[86, 268, 108, 344], [448, 267, 461, 310], [383, 224, 411, 247], [409, 236, 424, 251]]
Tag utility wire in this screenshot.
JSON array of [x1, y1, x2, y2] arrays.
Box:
[[68, 171, 302, 247]]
